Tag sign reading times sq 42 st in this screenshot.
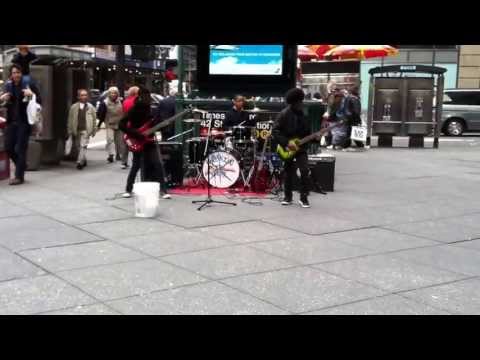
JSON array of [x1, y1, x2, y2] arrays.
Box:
[[199, 111, 274, 140], [199, 111, 257, 128]]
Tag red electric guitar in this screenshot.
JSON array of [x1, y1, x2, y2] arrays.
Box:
[[124, 107, 192, 153], [250, 130, 272, 193]]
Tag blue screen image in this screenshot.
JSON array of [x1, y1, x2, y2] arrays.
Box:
[[209, 45, 284, 76]]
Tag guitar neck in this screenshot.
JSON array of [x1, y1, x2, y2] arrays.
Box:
[[297, 120, 344, 146], [144, 108, 191, 136], [298, 129, 326, 146], [257, 133, 270, 169]]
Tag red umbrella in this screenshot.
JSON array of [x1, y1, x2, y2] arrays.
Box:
[[307, 45, 338, 58], [298, 45, 318, 61], [323, 45, 399, 60]]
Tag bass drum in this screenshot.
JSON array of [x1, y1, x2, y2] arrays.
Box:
[[202, 150, 241, 189]]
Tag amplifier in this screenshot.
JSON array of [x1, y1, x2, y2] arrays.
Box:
[[293, 153, 336, 192], [157, 142, 184, 187], [143, 142, 184, 187]]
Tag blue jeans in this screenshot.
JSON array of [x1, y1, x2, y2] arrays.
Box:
[[5, 122, 31, 181], [21, 75, 32, 90], [4, 76, 34, 93]]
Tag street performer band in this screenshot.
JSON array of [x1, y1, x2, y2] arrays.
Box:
[[115, 86, 317, 208]]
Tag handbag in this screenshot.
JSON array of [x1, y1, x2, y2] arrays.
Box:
[[27, 93, 42, 126], [65, 135, 73, 156]]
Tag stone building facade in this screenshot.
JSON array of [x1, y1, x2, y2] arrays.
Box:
[[458, 45, 480, 88]]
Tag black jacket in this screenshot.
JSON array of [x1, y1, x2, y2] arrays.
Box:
[[345, 95, 362, 126], [153, 96, 176, 139], [119, 101, 152, 140], [224, 108, 253, 128], [12, 51, 38, 75], [1, 80, 42, 125], [272, 106, 311, 148]]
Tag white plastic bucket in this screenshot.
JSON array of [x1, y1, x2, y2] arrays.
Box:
[[133, 182, 160, 218]]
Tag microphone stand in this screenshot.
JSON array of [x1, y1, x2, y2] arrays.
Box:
[[192, 113, 237, 211]]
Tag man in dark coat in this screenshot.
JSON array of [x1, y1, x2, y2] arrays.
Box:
[[0, 64, 42, 185], [154, 89, 177, 140]]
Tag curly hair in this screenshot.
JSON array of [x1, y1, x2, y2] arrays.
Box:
[[285, 88, 305, 105]]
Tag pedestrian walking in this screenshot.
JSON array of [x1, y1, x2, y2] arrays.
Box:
[[0, 64, 42, 185], [97, 87, 128, 168], [67, 89, 98, 170], [123, 86, 139, 114]]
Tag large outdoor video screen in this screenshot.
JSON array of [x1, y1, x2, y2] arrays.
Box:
[[209, 45, 284, 76]]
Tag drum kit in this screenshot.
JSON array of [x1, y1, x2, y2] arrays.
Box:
[[181, 108, 281, 191]]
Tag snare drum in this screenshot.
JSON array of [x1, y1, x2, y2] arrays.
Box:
[[200, 127, 225, 140], [232, 126, 254, 143]]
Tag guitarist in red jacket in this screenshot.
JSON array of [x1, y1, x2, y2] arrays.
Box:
[[119, 86, 170, 199], [272, 88, 311, 208]]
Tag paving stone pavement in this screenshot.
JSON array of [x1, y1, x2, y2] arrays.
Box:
[[1, 141, 480, 315]]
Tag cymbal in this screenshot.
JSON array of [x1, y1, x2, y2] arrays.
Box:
[[183, 118, 202, 124], [191, 108, 208, 114], [246, 107, 269, 113]]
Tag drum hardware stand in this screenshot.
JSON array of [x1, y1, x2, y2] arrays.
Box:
[[184, 161, 204, 187], [167, 128, 194, 142], [192, 110, 237, 211]]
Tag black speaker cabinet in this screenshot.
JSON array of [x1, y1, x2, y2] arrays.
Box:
[[143, 142, 184, 187], [293, 153, 336, 193], [158, 142, 184, 187]]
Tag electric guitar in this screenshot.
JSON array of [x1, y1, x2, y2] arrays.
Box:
[[250, 129, 271, 193], [276, 120, 346, 161], [124, 107, 192, 153]]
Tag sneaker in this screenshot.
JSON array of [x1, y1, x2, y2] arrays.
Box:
[[161, 192, 171, 200], [281, 197, 293, 206], [299, 197, 310, 208], [326, 145, 334, 150], [121, 163, 129, 170], [76, 163, 83, 170], [107, 155, 114, 163], [121, 192, 132, 198]]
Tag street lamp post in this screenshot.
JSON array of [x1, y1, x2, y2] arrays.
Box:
[[116, 45, 126, 96]]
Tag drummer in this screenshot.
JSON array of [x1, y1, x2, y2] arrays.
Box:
[[224, 95, 255, 128]]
